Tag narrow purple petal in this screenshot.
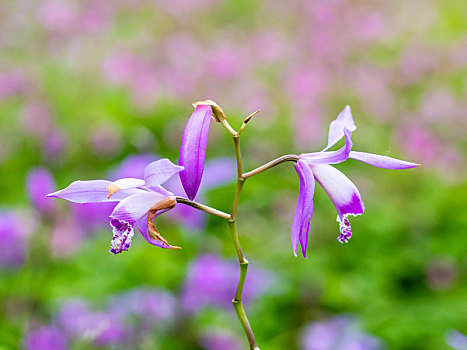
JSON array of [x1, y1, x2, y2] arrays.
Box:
[[110, 192, 167, 226], [291, 159, 315, 258], [47, 180, 145, 203], [301, 128, 353, 165], [136, 215, 173, 249], [179, 105, 212, 200], [310, 164, 364, 243], [144, 158, 184, 189], [324, 105, 357, 151], [349, 151, 420, 169]]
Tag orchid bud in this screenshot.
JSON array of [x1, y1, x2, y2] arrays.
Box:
[[179, 104, 213, 200], [192, 99, 225, 122]]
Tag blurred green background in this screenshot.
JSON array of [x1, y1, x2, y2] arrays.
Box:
[[0, 0, 466, 349]]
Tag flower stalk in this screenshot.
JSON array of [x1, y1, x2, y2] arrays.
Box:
[[220, 119, 260, 350]]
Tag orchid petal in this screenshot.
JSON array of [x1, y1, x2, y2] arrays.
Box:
[[144, 159, 184, 189], [310, 165, 364, 218], [110, 192, 168, 226], [301, 129, 353, 165], [324, 106, 356, 151], [112, 178, 145, 189], [136, 215, 172, 249], [349, 151, 420, 169], [179, 105, 212, 200], [47, 180, 145, 203], [310, 164, 364, 243], [291, 159, 315, 258]]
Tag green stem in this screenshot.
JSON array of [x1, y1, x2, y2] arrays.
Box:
[[175, 197, 230, 220], [222, 120, 260, 350], [242, 154, 299, 180]]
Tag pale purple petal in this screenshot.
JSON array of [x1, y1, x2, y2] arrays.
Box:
[[144, 158, 184, 188], [110, 192, 168, 226], [291, 159, 315, 257], [112, 178, 145, 190], [310, 164, 364, 243], [136, 215, 173, 249], [47, 180, 145, 203], [179, 105, 212, 200], [324, 105, 357, 151], [349, 151, 420, 169], [148, 185, 174, 197], [301, 128, 353, 165]]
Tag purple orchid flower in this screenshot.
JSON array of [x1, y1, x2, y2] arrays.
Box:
[[179, 104, 213, 200], [47, 159, 184, 254], [292, 106, 419, 257]]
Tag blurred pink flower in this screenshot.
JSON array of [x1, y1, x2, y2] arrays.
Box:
[[0, 71, 27, 100], [79, 0, 113, 33], [20, 102, 53, 138], [207, 46, 244, 80], [36, 0, 78, 34]]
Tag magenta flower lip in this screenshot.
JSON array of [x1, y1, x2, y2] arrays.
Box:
[[292, 105, 419, 257], [46, 159, 184, 254], [178, 104, 213, 200]]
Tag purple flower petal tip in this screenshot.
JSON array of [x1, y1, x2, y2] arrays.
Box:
[[349, 151, 420, 169], [291, 160, 315, 258], [325, 105, 357, 150], [144, 158, 184, 189], [179, 105, 213, 200]]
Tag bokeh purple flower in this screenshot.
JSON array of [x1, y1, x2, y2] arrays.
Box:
[[24, 326, 68, 350], [26, 167, 56, 215], [181, 254, 275, 313], [200, 329, 242, 350], [57, 299, 130, 347], [0, 211, 28, 268], [300, 316, 382, 350]]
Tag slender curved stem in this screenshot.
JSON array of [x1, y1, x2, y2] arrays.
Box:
[[221, 119, 260, 350], [242, 154, 299, 180], [175, 197, 230, 220]]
